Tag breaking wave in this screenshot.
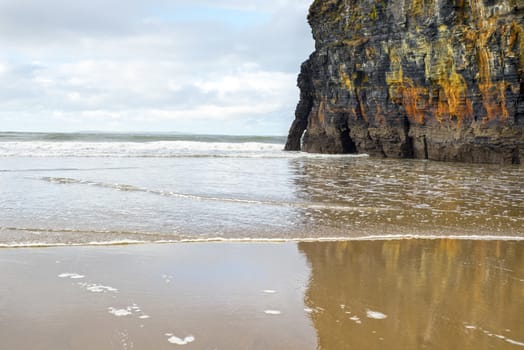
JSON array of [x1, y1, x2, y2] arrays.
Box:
[[0, 140, 370, 158]]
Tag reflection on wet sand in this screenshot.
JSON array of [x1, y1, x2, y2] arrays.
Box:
[[299, 239, 524, 349]]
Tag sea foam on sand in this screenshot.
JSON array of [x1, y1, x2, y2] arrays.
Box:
[[78, 283, 118, 293], [264, 310, 282, 315], [58, 273, 85, 279], [167, 334, 195, 345], [108, 308, 133, 317], [366, 310, 388, 319]]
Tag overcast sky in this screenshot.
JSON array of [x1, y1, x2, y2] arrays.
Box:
[[0, 0, 313, 135]]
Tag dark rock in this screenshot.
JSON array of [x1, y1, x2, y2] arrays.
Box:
[[286, 0, 524, 164]]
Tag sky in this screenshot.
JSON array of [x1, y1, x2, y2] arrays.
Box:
[[0, 0, 314, 135]]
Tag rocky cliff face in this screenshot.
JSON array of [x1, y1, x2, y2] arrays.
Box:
[[285, 0, 524, 164]]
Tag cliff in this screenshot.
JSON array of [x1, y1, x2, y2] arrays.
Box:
[[285, 0, 524, 164]]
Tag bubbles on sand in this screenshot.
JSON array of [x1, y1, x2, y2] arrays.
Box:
[[107, 304, 150, 319], [349, 316, 362, 324], [58, 273, 117, 293], [366, 310, 388, 320], [161, 274, 173, 284], [463, 324, 524, 347], [264, 310, 282, 315], [58, 271, 152, 325], [166, 333, 195, 345], [108, 307, 133, 317], [116, 303, 150, 319], [58, 273, 85, 279], [506, 339, 524, 347], [262, 289, 277, 294], [78, 283, 118, 293], [118, 331, 134, 350]]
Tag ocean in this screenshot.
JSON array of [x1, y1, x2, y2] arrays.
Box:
[[1, 131, 523, 247]]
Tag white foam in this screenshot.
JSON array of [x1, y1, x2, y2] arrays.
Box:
[[506, 338, 524, 347], [463, 324, 524, 346], [161, 274, 173, 284], [0, 140, 281, 157], [58, 273, 85, 279], [3, 233, 524, 249], [366, 310, 387, 320], [167, 335, 195, 345], [85, 239, 147, 246], [0, 239, 147, 248], [78, 283, 118, 293], [264, 310, 281, 315], [162, 234, 524, 244], [293, 234, 524, 242], [162, 235, 524, 245], [304, 308, 314, 313], [139, 315, 150, 319], [262, 290, 277, 294], [108, 307, 132, 317], [350, 316, 361, 323], [0, 140, 372, 159]]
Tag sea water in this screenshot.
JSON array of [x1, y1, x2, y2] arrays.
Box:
[[1, 132, 523, 247]]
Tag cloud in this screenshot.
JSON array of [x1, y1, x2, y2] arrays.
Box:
[[0, 0, 313, 134]]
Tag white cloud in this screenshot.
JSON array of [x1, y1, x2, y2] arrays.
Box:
[[0, 61, 8, 75], [0, 0, 313, 134]]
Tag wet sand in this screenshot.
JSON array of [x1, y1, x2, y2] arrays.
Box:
[[0, 240, 523, 349]]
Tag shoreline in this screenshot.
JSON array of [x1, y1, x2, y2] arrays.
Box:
[[1, 239, 523, 349], [2, 233, 524, 249]]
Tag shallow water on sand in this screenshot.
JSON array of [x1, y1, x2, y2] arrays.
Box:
[[1, 134, 522, 348], [1, 133, 523, 246], [0, 240, 522, 349]]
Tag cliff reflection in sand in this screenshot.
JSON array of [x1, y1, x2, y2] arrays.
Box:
[[298, 239, 524, 350]]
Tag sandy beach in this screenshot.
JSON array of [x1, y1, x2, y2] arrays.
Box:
[[1, 239, 523, 349]]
